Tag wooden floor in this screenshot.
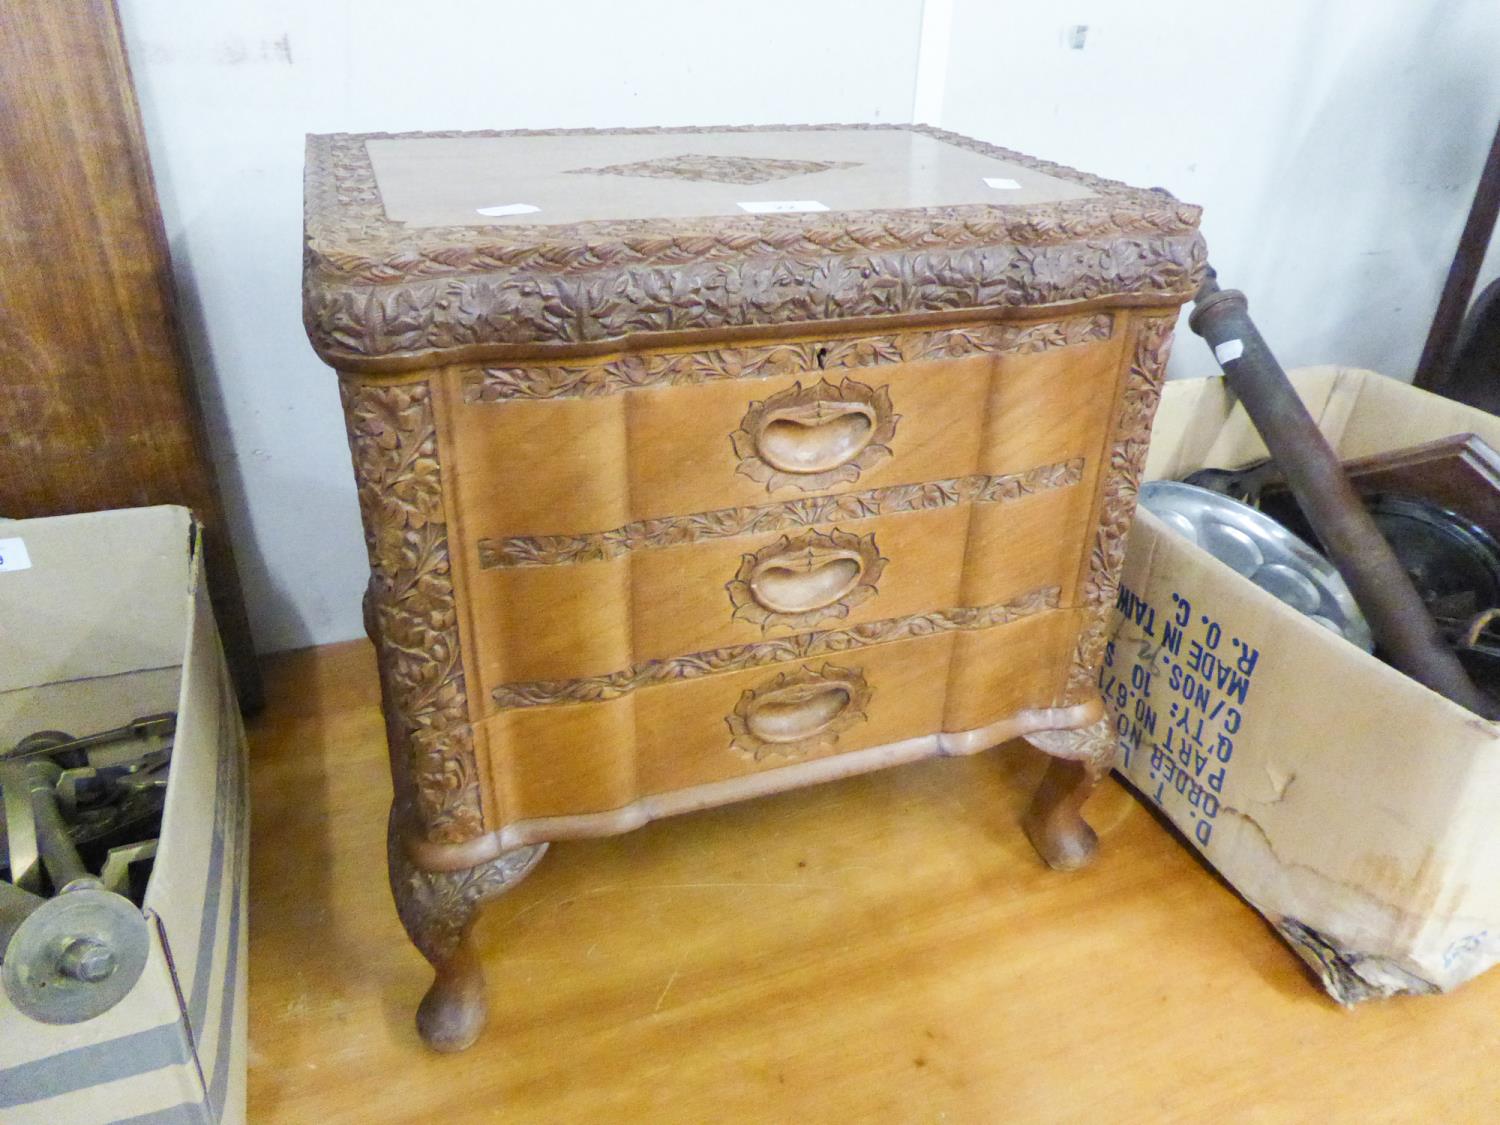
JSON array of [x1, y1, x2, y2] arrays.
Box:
[[248, 641, 1500, 1122]]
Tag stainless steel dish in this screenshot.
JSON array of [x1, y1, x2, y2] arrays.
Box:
[[1139, 480, 1374, 651]]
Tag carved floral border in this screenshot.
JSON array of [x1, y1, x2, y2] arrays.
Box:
[[307, 124, 1200, 279], [465, 310, 1114, 402], [478, 458, 1086, 569], [491, 585, 1060, 709], [303, 124, 1205, 360], [341, 379, 485, 843], [1064, 315, 1177, 704]]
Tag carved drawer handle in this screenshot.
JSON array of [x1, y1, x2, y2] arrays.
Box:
[[756, 401, 877, 474], [750, 544, 864, 614], [731, 379, 899, 493], [727, 662, 872, 761], [728, 528, 886, 630], [745, 681, 853, 744]]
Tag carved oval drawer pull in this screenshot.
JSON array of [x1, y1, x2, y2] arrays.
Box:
[[732, 378, 899, 492], [757, 402, 877, 474], [728, 662, 872, 761], [728, 528, 886, 630], [746, 682, 852, 744], [750, 547, 863, 614]]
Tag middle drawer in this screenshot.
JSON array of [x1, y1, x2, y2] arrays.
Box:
[[462, 478, 1097, 710]]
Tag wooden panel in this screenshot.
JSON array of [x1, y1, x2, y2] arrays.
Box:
[[462, 484, 1094, 699], [448, 353, 996, 536], [957, 482, 1100, 608], [464, 505, 972, 692], [943, 608, 1081, 731], [442, 319, 1129, 834], [484, 631, 957, 822], [633, 636, 948, 796], [978, 335, 1124, 476], [463, 546, 635, 690], [447, 337, 1119, 544], [626, 357, 985, 521], [444, 383, 631, 539], [486, 690, 640, 825], [631, 506, 970, 659], [0, 0, 260, 707], [480, 605, 1078, 825]]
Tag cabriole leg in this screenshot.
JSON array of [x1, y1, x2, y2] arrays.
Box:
[[386, 806, 547, 1052], [1021, 716, 1114, 871]]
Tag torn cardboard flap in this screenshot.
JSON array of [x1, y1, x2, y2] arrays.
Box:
[[1109, 367, 1500, 1002]]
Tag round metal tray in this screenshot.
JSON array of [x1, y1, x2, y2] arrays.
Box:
[[1140, 480, 1374, 651]]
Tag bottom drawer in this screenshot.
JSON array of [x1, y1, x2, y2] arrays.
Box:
[[479, 608, 1083, 827]]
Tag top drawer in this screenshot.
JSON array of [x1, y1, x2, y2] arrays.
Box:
[[442, 315, 1124, 540]]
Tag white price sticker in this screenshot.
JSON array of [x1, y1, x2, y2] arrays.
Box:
[[737, 200, 829, 214], [1214, 339, 1245, 364], [983, 177, 1022, 190], [476, 203, 541, 217], [0, 537, 32, 573]]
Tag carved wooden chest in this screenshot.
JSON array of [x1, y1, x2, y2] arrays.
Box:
[[302, 125, 1205, 1051]]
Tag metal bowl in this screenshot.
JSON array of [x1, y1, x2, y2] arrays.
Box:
[[1140, 480, 1374, 651]]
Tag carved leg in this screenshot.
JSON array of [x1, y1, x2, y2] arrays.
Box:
[[1021, 717, 1114, 871], [386, 807, 547, 1052]]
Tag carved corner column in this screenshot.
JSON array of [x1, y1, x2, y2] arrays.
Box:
[[341, 375, 546, 1050], [1023, 313, 1177, 869]]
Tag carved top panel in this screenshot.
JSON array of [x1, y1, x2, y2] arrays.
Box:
[[361, 128, 1096, 228], [303, 125, 1205, 367], [562, 153, 862, 186]]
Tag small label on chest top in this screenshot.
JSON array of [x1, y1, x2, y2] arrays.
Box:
[[737, 200, 830, 214], [0, 537, 32, 572]]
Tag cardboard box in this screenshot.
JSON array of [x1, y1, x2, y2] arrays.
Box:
[[0, 507, 247, 1124], [1106, 366, 1500, 1002]]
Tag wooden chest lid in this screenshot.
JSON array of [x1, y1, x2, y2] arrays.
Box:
[[303, 125, 1204, 370]]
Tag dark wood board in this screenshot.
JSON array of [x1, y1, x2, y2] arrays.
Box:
[[0, 0, 261, 709]]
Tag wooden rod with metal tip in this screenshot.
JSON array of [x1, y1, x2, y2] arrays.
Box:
[[1189, 269, 1494, 717]]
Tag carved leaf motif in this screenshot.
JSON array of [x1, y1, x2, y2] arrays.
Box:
[[341, 379, 485, 844], [475, 458, 1085, 569], [490, 586, 1061, 709], [564, 153, 861, 186], [1064, 315, 1176, 703], [464, 312, 1112, 403], [1026, 717, 1116, 779], [387, 810, 547, 963], [304, 126, 1204, 359]]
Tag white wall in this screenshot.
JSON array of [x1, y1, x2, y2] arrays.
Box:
[[119, 1, 1500, 653], [928, 0, 1500, 380], [117, 0, 926, 652]]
